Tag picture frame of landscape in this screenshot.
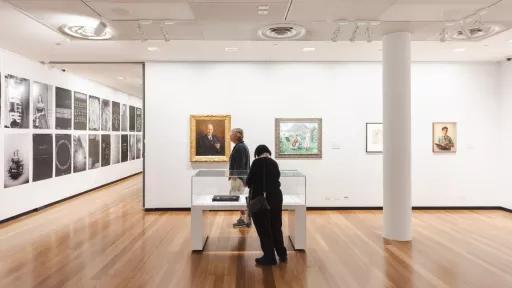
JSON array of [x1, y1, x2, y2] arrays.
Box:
[[275, 118, 322, 159]]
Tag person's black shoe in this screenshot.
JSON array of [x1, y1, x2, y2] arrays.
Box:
[[278, 256, 288, 263], [255, 257, 277, 266]]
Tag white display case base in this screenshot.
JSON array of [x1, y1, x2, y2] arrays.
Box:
[[191, 195, 306, 251]]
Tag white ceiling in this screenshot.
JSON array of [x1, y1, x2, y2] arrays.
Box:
[[1, 0, 512, 96], [52, 63, 143, 97]]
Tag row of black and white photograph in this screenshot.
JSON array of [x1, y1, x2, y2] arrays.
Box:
[[4, 133, 142, 188], [2, 73, 142, 131]]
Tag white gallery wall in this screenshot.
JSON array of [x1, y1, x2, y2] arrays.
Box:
[[499, 61, 512, 211], [0, 48, 143, 221], [145, 61, 503, 208]]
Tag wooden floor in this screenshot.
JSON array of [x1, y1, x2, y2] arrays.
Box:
[[1, 175, 512, 288]]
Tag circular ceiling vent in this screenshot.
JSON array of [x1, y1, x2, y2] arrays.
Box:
[[257, 23, 306, 40], [59, 22, 112, 40], [448, 23, 503, 41]]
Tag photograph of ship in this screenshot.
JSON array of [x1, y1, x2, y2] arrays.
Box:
[[4, 133, 30, 188]]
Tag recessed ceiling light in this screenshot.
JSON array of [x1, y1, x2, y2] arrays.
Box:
[[147, 46, 159, 51], [302, 47, 316, 52], [225, 47, 239, 52], [117, 76, 125, 80], [508, 39, 512, 43], [453, 48, 466, 52], [258, 10, 269, 15], [164, 21, 176, 25], [59, 22, 112, 40], [258, 5, 270, 10]]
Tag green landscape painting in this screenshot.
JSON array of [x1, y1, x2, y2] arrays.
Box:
[[275, 118, 322, 159]]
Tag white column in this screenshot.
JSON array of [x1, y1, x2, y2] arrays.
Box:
[[383, 32, 412, 241]]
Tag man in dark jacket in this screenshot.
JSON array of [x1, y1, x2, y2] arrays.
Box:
[[229, 128, 251, 228]]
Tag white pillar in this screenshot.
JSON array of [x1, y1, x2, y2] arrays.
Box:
[[383, 32, 412, 241]]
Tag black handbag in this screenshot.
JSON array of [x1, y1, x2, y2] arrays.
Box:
[[248, 158, 270, 214]]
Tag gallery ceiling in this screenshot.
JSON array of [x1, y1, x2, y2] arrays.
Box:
[[1, 0, 512, 96], [52, 63, 144, 98]]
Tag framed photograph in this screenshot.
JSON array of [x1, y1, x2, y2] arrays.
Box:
[[55, 87, 72, 130], [33, 81, 53, 129], [33, 134, 53, 182], [4, 133, 31, 188], [101, 99, 111, 131], [73, 134, 87, 173], [89, 95, 100, 131], [366, 123, 383, 153], [275, 118, 322, 159], [190, 115, 231, 162], [88, 134, 100, 169], [5, 74, 30, 129], [73, 92, 87, 130], [55, 134, 72, 177], [433, 122, 457, 153]]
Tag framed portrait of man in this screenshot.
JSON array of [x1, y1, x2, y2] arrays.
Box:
[[432, 122, 457, 153], [275, 118, 322, 159], [190, 115, 231, 162]]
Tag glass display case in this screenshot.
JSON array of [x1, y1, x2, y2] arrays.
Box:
[[191, 169, 306, 208], [190, 169, 307, 251]]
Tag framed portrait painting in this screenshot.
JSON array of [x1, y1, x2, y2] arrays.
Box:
[[275, 118, 322, 159], [190, 115, 231, 162], [432, 122, 457, 153], [366, 123, 383, 153]]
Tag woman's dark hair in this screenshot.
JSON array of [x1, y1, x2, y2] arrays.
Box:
[[254, 144, 272, 158]]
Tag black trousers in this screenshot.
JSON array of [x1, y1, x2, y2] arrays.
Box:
[[252, 207, 287, 259]]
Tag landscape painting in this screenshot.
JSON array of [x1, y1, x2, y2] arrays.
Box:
[[275, 118, 322, 159]]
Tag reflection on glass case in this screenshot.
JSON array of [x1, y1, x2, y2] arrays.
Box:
[[191, 169, 306, 208]]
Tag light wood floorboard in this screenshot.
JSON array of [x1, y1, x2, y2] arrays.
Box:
[[1, 175, 512, 288]]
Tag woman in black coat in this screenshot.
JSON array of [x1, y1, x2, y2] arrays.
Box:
[[246, 145, 287, 266]]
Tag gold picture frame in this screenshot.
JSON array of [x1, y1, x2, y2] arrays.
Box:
[[190, 115, 231, 162]]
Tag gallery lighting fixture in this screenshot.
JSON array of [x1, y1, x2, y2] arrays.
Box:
[[224, 47, 239, 52], [302, 47, 315, 52], [349, 23, 359, 42], [453, 48, 466, 52], [60, 20, 112, 40], [117, 76, 125, 80], [147, 46, 159, 51]]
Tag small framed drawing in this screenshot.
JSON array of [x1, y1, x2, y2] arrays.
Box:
[[432, 122, 457, 153], [190, 115, 231, 162], [275, 118, 322, 159], [366, 123, 383, 153]]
